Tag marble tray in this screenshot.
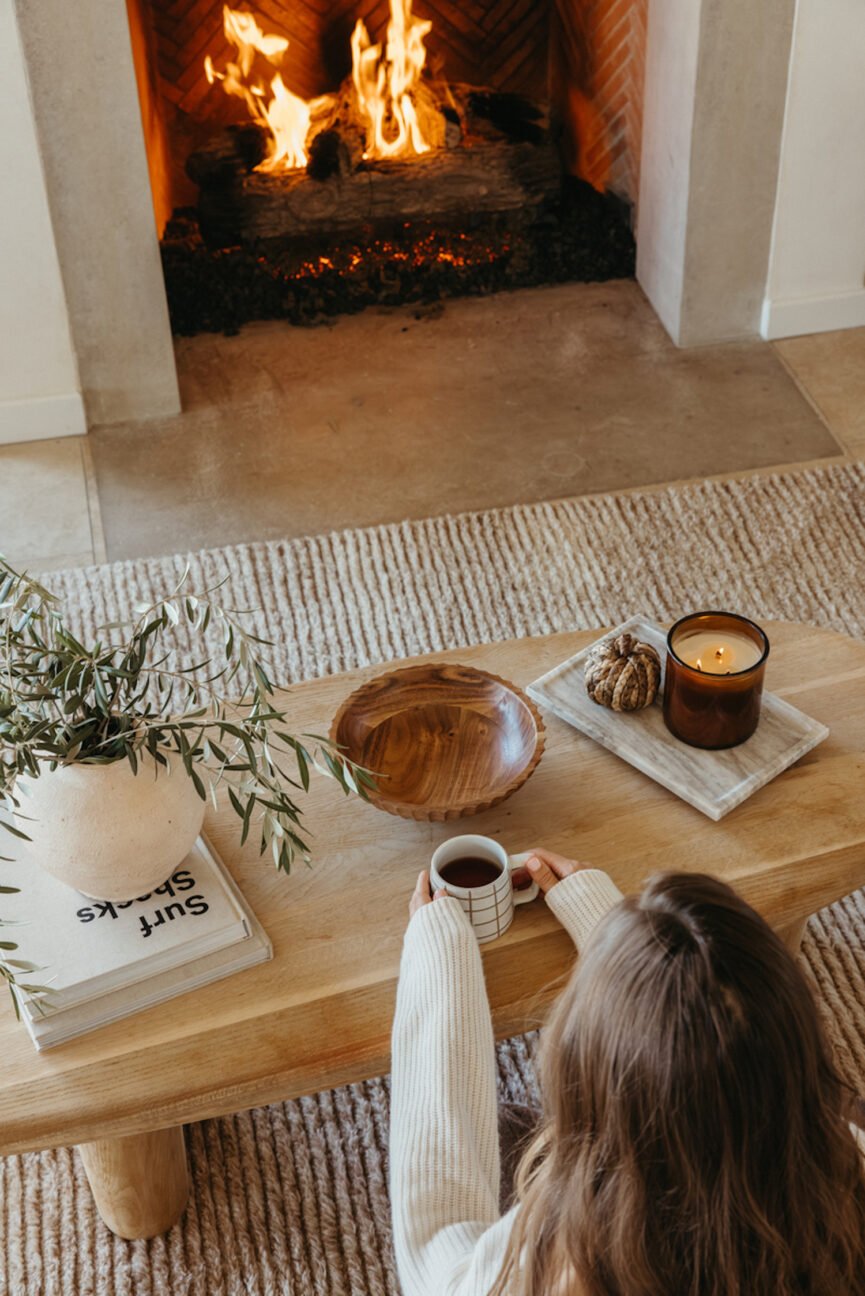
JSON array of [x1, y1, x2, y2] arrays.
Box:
[[527, 615, 829, 821]]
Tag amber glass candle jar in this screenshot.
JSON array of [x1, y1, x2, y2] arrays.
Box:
[[663, 611, 770, 750]]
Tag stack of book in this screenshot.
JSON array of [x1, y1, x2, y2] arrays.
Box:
[[3, 835, 271, 1049]]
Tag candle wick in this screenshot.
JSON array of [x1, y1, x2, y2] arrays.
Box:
[[715, 647, 724, 659], [695, 657, 702, 671]]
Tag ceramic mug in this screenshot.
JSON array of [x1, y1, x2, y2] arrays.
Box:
[[429, 834, 539, 944]]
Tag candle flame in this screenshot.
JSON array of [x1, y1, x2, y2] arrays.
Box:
[[695, 657, 702, 671]]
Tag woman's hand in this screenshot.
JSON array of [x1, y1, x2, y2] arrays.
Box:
[[408, 869, 448, 921], [525, 848, 591, 895]]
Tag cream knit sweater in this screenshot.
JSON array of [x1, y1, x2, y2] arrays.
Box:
[[390, 869, 624, 1296]]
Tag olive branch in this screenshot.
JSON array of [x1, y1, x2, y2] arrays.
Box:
[[0, 556, 373, 1003]]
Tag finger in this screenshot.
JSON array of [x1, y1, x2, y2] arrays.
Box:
[[510, 866, 533, 891], [433, 887, 448, 901], [526, 848, 579, 879], [409, 870, 428, 917], [540, 851, 577, 878], [526, 854, 560, 895]]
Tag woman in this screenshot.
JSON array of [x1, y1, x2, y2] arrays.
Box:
[[389, 850, 865, 1295]]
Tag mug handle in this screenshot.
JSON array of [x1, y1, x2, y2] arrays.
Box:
[[508, 851, 539, 905]]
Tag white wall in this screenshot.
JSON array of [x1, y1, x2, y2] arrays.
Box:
[[762, 0, 865, 338], [637, 0, 795, 347], [0, 4, 85, 443]]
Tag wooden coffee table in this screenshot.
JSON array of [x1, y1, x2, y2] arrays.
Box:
[[1, 621, 864, 1239]]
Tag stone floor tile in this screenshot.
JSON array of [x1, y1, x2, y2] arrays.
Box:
[[0, 436, 94, 571], [773, 327, 865, 458], [90, 282, 841, 561]]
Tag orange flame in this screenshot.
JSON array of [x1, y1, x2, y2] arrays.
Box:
[[205, 6, 311, 170], [351, 0, 432, 160], [205, 3, 437, 170]]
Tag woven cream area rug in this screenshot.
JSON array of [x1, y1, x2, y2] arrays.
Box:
[[4, 460, 865, 1296]]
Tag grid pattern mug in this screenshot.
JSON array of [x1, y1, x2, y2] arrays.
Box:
[[430, 834, 539, 943]]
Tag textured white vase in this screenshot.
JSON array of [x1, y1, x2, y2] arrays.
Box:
[[14, 754, 206, 901]]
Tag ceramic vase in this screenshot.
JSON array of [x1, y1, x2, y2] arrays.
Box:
[[14, 754, 206, 901]]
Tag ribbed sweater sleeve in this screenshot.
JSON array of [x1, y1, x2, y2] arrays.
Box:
[[390, 897, 509, 1296], [389, 872, 624, 1295], [544, 869, 625, 949]]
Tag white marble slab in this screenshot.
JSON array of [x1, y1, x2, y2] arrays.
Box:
[[527, 616, 829, 821]]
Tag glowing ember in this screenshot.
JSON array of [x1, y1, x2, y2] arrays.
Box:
[[205, 3, 437, 171], [286, 231, 509, 280], [351, 0, 433, 160]]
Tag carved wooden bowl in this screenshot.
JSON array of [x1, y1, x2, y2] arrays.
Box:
[[330, 663, 545, 821]]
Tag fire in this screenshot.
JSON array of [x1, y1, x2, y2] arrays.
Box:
[[259, 75, 313, 172], [204, 3, 437, 171], [351, 0, 433, 160], [204, 6, 312, 170]]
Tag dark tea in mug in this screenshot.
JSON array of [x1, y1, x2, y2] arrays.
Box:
[[439, 856, 502, 889]]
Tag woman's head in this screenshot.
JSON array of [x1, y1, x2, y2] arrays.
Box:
[[498, 872, 865, 1296]]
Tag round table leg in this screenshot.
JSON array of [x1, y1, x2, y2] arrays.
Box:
[[77, 1125, 189, 1239], [777, 915, 808, 955]]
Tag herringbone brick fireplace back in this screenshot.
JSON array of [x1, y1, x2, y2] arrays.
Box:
[[152, 0, 549, 118], [144, 0, 646, 203], [584, 0, 647, 201]]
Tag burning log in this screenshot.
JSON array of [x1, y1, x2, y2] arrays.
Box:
[[185, 78, 549, 187], [191, 5, 561, 249], [186, 124, 269, 188], [192, 138, 561, 247], [186, 80, 558, 249]]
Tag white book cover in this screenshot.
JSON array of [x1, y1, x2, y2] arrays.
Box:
[[3, 836, 249, 1014], [24, 909, 272, 1049]]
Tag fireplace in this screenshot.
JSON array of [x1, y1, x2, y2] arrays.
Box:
[[10, 0, 801, 425], [128, 0, 643, 334]]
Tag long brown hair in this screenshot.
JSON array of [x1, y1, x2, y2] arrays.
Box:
[[494, 872, 865, 1296]]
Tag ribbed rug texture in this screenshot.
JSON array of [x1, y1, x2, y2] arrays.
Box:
[[3, 460, 865, 1296]]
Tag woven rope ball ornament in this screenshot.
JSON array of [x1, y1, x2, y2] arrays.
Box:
[[584, 632, 661, 712]]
